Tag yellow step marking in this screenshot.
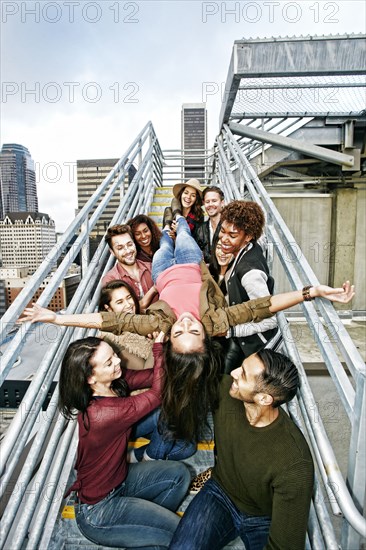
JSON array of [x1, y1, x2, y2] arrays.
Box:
[[62, 505, 75, 519]]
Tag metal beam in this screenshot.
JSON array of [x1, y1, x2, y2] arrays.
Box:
[[228, 122, 355, 168], [220, 35, 366, 126], [234, 35, 366, 77], [230, 112, 366, 119]]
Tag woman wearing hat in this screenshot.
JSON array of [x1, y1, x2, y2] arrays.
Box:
[[171, 178, 204, 240]]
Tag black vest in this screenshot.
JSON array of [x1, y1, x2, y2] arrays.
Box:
[[196, 221, 222, 264], [226, 242, 278, 358]]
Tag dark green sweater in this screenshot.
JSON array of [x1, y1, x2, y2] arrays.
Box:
[[212, 376, 314, 550]]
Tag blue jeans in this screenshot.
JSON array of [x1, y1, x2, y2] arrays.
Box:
[[169, 478, 271, 550], [132, 408, 197, 461], [76, 461, 190, 549], [152, 217, 203, 283]]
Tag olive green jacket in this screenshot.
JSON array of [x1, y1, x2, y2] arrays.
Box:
[[101, 262, 273, 337]]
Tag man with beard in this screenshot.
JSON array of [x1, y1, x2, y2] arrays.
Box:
[[196, 186, 225, 263], [169, 349, 314, 550], [102, 224, 158, 310]]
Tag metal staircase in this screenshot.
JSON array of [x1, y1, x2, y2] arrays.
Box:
[[1, 34, 366, 550]]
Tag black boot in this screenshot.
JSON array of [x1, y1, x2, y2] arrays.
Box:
[[162, 207, 173, 228], [171, 198, 182, 219]]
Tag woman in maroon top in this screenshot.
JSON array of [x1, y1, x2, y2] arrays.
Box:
[[60, 333, 190, 548]]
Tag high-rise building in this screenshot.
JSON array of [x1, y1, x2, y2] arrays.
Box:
[[77, 159, 137, 237], [0, 144, 38, 219], [181, 103, 207, 180], [0, 279, 6, 317], [0, 266, 80, 313], [0, 212, 56, 274]]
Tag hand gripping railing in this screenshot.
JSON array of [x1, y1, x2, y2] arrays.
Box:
[[214, 124, 366, 549], [0, 122, 163, 549]]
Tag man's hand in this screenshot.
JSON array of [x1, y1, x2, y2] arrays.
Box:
[[17, 303, 57, 324]]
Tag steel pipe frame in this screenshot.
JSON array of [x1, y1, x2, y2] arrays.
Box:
[[228, 122, 354, 168], [37, 425, 78, 549], [222, 124, 365, 379], [0, 121, 155, 341], [0, 140, 151, 385], [0, 125, 163, 547], [219, 36, 366, 126], [230, 111, 365, 119], [215, 127, 366, 542]]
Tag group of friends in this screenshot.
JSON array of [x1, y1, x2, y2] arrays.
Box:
[[20, 178, 355, 549]]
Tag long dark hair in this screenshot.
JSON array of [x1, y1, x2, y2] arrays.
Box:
[[208, 231, 230, 295], [161, 335, 222, 441], [208, 230, 222, 284], [177, 186, 204, 222], [58, 337, 129, 424], [128, 214, 162, 254], [98, 280, 140, 313]]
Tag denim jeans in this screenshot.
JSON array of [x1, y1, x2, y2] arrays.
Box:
[[169, 478, 271, 550], [132, 408, 197, 461], [76, 461, 190, 549], [152, 217, 203, 283]]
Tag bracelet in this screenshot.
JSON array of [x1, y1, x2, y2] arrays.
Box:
[[302, 285, 314, 301]]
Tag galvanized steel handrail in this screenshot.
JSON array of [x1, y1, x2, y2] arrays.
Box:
[[0, 123, 164, 549], [0, 121, 154, 342], [215, 125, 366, 545], [1, 119, 364, 549]]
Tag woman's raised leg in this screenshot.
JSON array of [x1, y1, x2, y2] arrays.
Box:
[[174, 216, 203, 265], [152, 229, 176, 283]]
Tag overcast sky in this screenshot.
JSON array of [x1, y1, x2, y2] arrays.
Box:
[[1, 0, 365, 231]]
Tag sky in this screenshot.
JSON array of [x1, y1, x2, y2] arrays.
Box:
[[1, 0, 365, 231]]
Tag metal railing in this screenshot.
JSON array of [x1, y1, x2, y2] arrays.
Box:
[[0, 120, 365, 549], [0, 122, 164, 549], [161, 148, 214, 185], [214, 124, 366, 549]]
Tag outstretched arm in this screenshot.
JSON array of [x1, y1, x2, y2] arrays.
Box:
[[18, 303, 173, 336], [269, 281, 355, 313], [225, 281, 355, 330], [18, 304, 103, 329]]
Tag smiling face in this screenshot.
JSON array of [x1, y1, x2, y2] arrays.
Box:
[[229, 354, 265, 403], [88, 341, 122, 387], [181, 186, 198, 210], [133, 223, 152, 251], [203, 191, 224, 218], [170, 312, 205, 353], [219, 220, 252, 257], [215, 240, 234, 267], [110, 233, 137, 266], [104, 286, 136, 315]]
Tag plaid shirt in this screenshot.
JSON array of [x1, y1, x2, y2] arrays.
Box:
[[101, 262, 272, 337]]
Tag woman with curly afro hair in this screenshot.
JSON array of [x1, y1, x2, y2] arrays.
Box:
[[218, 200, 282, 372]]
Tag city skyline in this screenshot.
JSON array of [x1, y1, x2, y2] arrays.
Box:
[[1, 0, 365, 231]]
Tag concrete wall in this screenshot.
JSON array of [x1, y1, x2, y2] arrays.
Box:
[[353, 185, 366, 312], [267, 191, 365, 313]]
